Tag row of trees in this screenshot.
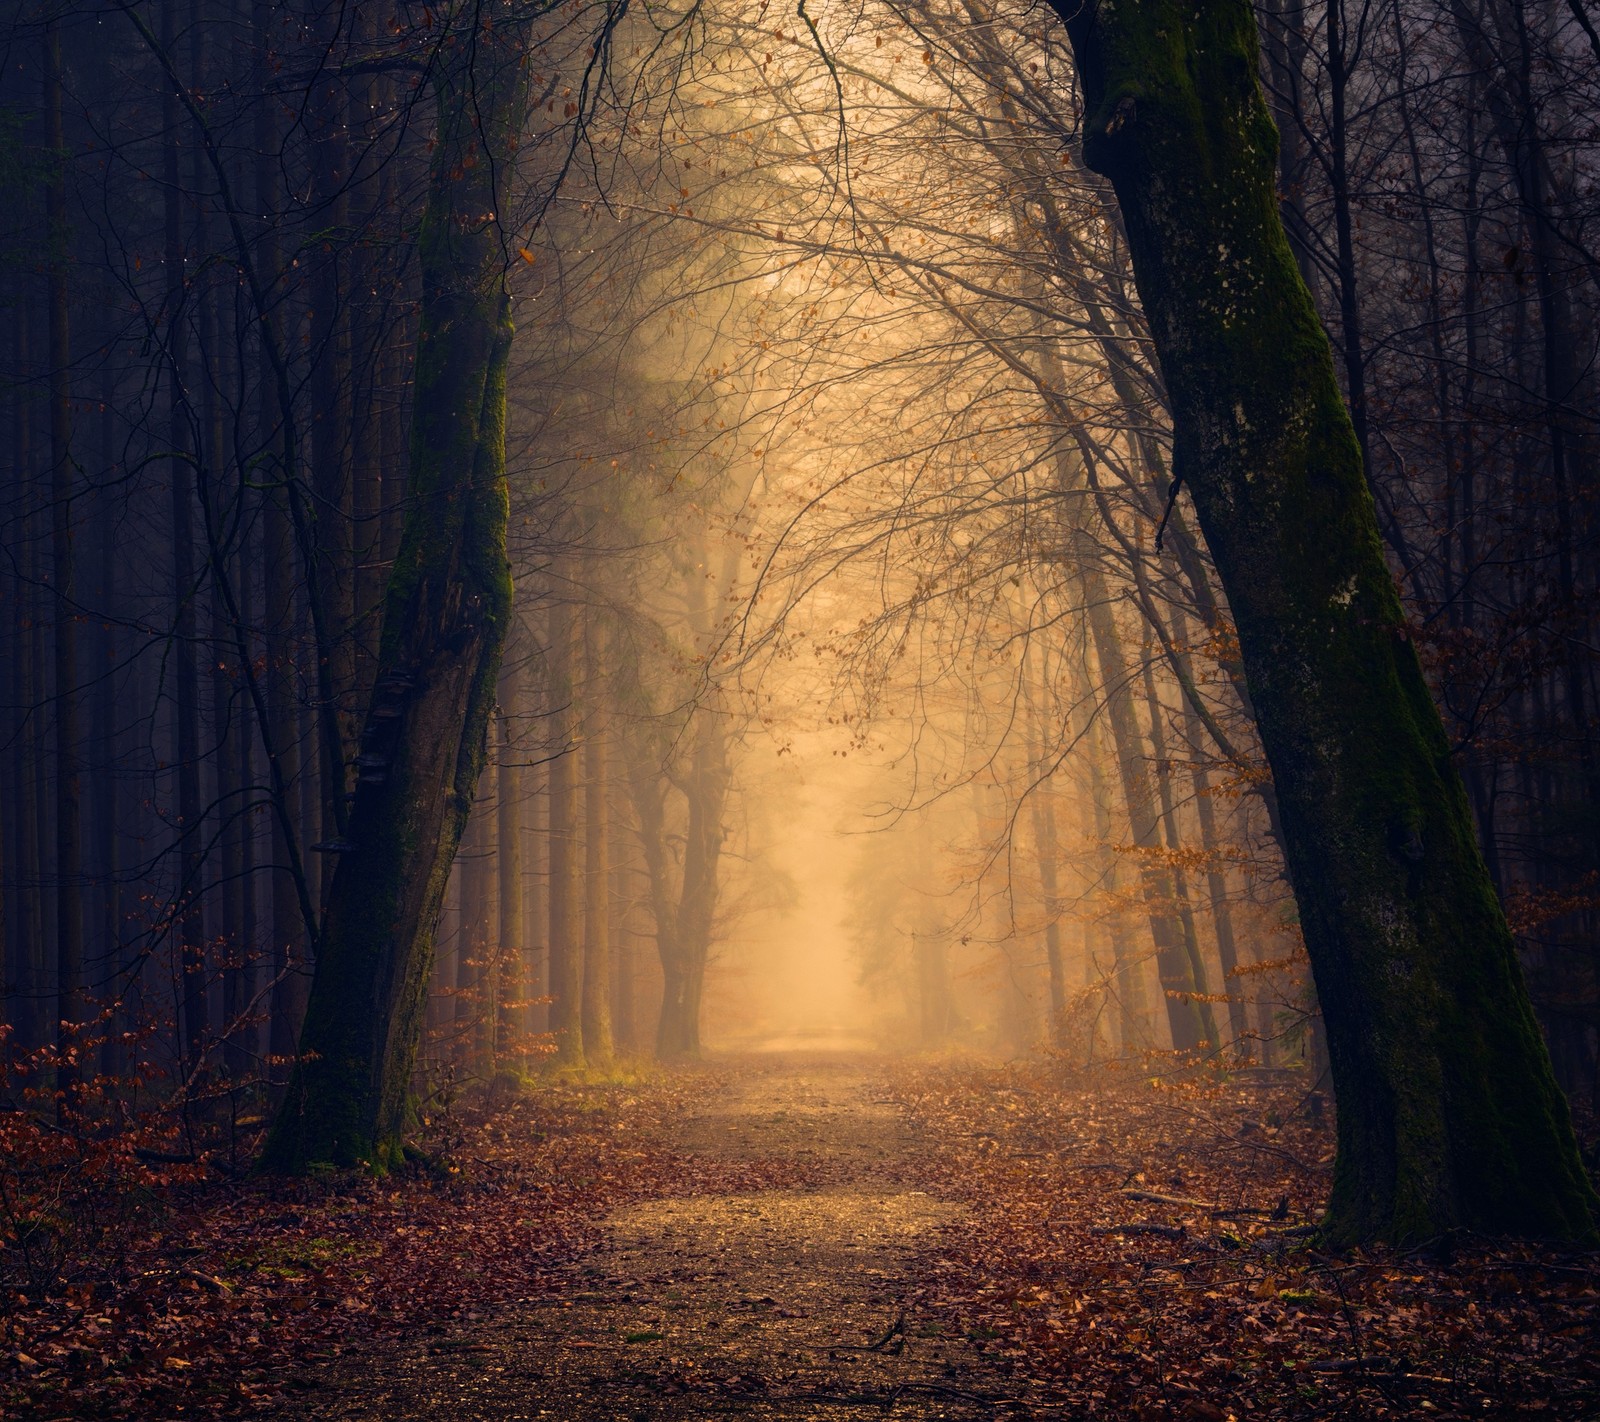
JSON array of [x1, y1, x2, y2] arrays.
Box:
[[1, 0, 1595, 1242]]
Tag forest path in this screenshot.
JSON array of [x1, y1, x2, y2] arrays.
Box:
[[267, 1055, 1021, 1420]]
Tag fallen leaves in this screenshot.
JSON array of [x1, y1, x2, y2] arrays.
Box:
[[5, 1058, 1596, 1420], [889, 1059, 1600, 1420], [0, 1073, 724, 1419]]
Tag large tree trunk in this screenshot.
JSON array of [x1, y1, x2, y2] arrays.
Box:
[[1050, 0, 1597, 1243], [261, 14, 528, 1171]]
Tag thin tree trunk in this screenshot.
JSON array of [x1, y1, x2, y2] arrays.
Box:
[[659, 714, 728, 1059], [496, 690, 524, 1065], [581, 611, 613, 1066], [625, 744, 681, 1055], [43, 16, 83, 1111], [524, 715, 547, 1039], [207, 340, 248, 1086], [1079, 566, 1208, 1050], [255, 0, 306, 1072], [1139, 649, 1220, 1050], [94, 375, 123, 1079], [309, 4, 355, 863], [10, 305, 47, 1056], [1185, 710, 1249, 1051], [1258, 0, 1321, 296], [1020, 652, 1068, 1046], [163, 0, 206, 1082], [609, 798, 635, 1054], [546, 582, 584, 1066], [457, 781, 492, 1072]]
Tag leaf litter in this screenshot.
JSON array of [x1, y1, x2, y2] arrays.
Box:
[[4, 1055, 1596, 1419]]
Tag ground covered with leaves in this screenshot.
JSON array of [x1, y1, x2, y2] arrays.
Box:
[[893, 1061, 1600, 1419], [4, 1055, 1597, 1419], [2, 1071, 769, 1418]]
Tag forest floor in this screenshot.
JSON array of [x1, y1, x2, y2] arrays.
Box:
[[6, 1051, 1600, 1420]]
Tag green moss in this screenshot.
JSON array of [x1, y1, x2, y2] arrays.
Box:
[[260, 25, 534, 1179], [1052, 0, 1598, 1245]]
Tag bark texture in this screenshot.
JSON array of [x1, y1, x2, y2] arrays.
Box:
[[261, 17, 528, 1171], [546, 582, 584, 1065], [581, 612, 613, 1065], [1051, 0, 1597, 1243]]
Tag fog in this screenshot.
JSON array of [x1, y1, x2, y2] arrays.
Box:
[[10, 0, 1590, 1119]]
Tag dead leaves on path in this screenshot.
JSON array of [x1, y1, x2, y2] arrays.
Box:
[[893, 1061, 1600, 1420], [1, 1071, 798, 1420], [7, 1059, 1597, 1420]]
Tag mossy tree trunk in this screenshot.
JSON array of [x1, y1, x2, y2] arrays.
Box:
[[261, 13, 530, 1171], [1049, 0, 1597, 1243]]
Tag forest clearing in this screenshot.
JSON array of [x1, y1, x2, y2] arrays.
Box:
[[6, 1052, 1599, 1419], [5, 0, 1600, 1415]]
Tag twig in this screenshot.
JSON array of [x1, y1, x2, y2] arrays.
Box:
[[1121, 1188, 1217, 1210], [1091, 1222, 1187, 1240], [865, 1307, 906, 1351]]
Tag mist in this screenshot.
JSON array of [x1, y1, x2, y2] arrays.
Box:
[[3, 0, 1599, 1412]]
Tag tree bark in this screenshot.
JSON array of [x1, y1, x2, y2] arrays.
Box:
[[261, 13, 529, 1170], [252, 0, 308, 1074], [308, 3, 355, 860], [495, 687, 524, 1063], [1079, 712, 1141, 1055], [94, 377, 124, 1080], [580, 611, 613, 1066], [457, 779, 493, 1074], [1138, 645, 1220, 1050], [546, 581, 584, 1066], [1050, 0, 1597, 1243], [659, 713, 729, 1059], [43, 15, 84, 1112], [163, 0, 206, 1083], [1078, 556, 1209, 1051], [609, 798, 636, 1053], [1020, 652, 1068, 1047], [10, 306, 47, 1057]]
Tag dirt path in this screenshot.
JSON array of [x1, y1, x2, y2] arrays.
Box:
[[267, 1055, 1022, 1420]]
